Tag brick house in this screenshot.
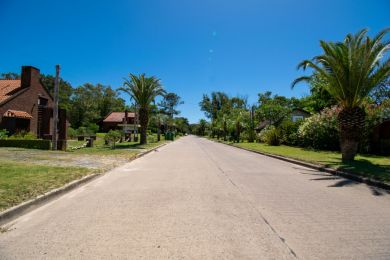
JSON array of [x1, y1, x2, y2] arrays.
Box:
[[0, 66, 60, 138], [101, 111, 137, 132]]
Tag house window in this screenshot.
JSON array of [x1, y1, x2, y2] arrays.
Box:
[[38, 97, 48, 106], [292, 115, 304, 122]]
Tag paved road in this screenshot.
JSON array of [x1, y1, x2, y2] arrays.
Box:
[[1, 136, 390, 259]]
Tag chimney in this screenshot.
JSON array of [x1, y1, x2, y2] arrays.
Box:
[[21, 66, 40, 89]]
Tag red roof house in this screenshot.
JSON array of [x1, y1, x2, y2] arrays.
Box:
[[101, 111, 136, 132], [0, 66, 59, 138]]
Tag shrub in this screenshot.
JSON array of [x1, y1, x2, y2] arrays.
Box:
[[360, 101, 390, 153], [257, 125, 281, 146], [86, 123, 99, 134], [76, 127, 89, 136], [0, 129, 9, 140], [147, 134, 157, 143], [257, 125, 275, 143], [9, 131, 37, 140], [265, 128, 281, 146], [278, 120, 303, 146], [0, 139, 51, 150], [298, 107, 339, 150], [68, 127, 77, 139], [104, 130, 121, 149]]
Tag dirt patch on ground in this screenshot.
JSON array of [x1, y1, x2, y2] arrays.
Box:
[[0, 148, 138, 171]]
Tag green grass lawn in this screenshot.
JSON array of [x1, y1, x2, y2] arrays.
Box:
[[67, 139, 87, 147], [67, 134, 167, 157], [213, 139, 390, 183], [0, 134, 169, 212], [0, 162, 94, 211]]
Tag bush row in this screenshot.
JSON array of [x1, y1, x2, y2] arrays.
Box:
[[0, 139, 51, 150], [256, 103, 390, 152]]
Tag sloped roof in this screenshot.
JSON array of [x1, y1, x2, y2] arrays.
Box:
[[3, 109, 33, 119], [255, 120, 271, 131], [292, 108, 310, 115], [103, 112, 135, 123], [0, 80, 22, 103]]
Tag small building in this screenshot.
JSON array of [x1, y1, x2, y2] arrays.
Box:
[[291, 108, 310, 122], [255, 108, 311, 132], [0, 66, 54, 137], [101, 111, 137, 132]]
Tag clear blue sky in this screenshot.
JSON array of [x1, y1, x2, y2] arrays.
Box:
[[0, 0, 389, 123]]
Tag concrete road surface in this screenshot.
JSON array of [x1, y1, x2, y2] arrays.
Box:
[[1, 136, 390, 259]]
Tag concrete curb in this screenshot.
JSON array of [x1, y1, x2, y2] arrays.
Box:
[[135, 142, 169, 158], [0, 173, 100, 226], [0, 141, 170, 226], [209, 138, 390, 191]]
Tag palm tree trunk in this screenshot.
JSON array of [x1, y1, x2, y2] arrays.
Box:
[[139, 108, 149, 144], [338, 107, 365, 162]]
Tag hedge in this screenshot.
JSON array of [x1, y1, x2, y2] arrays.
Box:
[[0, 139, 51, 150]]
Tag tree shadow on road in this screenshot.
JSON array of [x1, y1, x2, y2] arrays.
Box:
[[295, 167, 390, 197], [318, 158, 390, 184]]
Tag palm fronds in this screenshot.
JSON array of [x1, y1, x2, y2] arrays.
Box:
[[292, 28, 390, 109]]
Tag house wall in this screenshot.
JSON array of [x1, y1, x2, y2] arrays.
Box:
[[291, 110, 310, 122], [101, 117, 136, 132], [0, 67, 53, 136]]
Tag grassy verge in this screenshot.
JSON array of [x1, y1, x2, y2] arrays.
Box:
[[0, 134, 169, 212], [0, 162, 94, 211], [212, 138, 390, 183], [67, 138, 167, 157]]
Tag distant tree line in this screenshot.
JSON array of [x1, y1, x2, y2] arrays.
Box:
[[193, 28, 390, 161], [0, 72, 190, 140]]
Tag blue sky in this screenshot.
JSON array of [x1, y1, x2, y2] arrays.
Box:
[[0, 0, 389, 123]]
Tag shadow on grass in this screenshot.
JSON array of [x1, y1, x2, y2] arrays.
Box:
[[110, 141, 164, 150], [319, 159, 390, 183], [298, 168, 390, 196], [113, 143, 147, 150]]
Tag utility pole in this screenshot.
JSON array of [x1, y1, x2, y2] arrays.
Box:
[[52, 65, 60, 150]]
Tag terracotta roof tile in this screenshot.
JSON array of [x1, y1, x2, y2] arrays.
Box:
[[0, 80, 22, 103], [103, 112, 135, 122], [3, 109, 33, 119]]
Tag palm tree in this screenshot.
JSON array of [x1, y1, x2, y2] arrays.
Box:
[[120, 74, 165, 144], [292, 28, 390, 161]]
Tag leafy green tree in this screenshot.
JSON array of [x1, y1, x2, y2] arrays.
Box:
[[159, 92, 184, 118], [69, 83, 100, 128], [0, 72, 20, 79], [292, 28, 390, 161], [256, 91, 292, 126], [370, 78, 390, 105], [41, 74, 74, 111], [121, 74, 165, 144], [174, 117, 190, 134], [228, 108, 249, 142], [104, 130, 122, 149], [98, 85, 126, 119], [197, 119, 208, 136], [299, 72, 338, 113], [199, 92, 230, 121], [69, 83, 125, 128], [149, 112, 168, 141]]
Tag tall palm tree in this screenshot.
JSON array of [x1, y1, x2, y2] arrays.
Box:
[[120, 74, 165, 144], [292, 28, 390, 161]]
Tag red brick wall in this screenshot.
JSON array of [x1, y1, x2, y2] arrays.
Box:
[[0, 67, 53, 136]]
